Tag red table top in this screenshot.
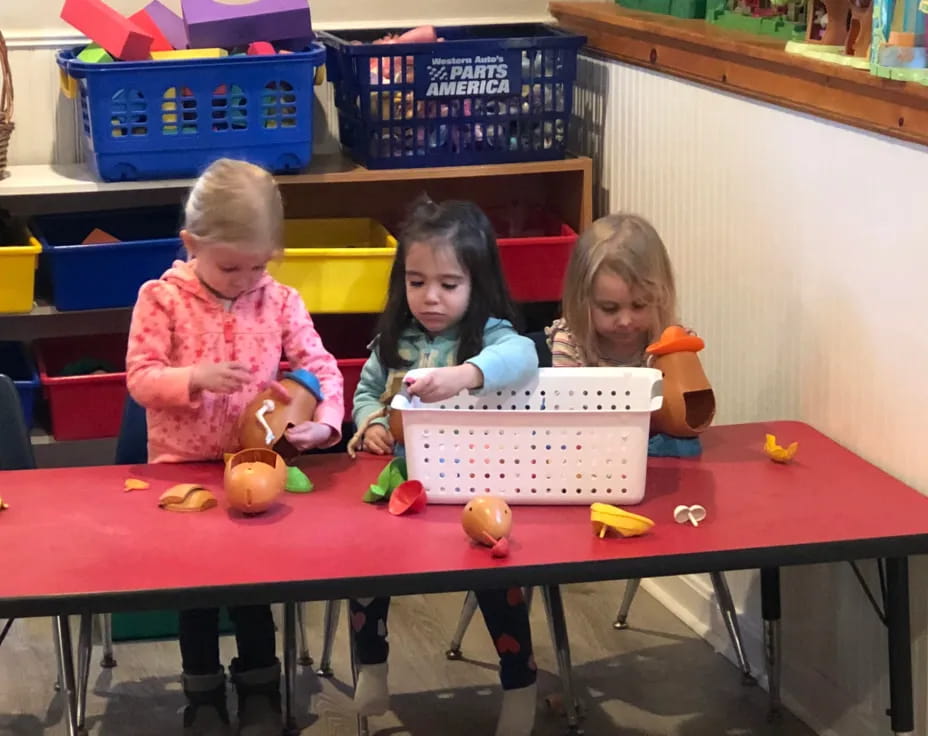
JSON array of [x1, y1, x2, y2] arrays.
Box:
[[3, 421, 928, 617]]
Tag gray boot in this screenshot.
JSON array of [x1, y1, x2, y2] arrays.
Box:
[[230, 660, 283, 736], [182, 670, 232, 736]]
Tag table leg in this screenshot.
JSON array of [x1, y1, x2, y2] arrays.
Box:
[[760, 567, 781, 722], [283, 602, 298, 736], [76, 613, 93, 733], [446, 591, 479, 660], [885, 557, 914, 736], [297, 602, 313, 667], [100, 614, 116, 668], [53, 615, 79, 736], [348, 624, 370, 736], [613, 578, 641, 630], [316, 600, 340, 678], [709, 571, 755, 685], [542, 585, 582, 735]]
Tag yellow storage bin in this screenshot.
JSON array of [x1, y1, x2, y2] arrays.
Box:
[[268, 218, 397, 313], [0, 228, 42, 314]]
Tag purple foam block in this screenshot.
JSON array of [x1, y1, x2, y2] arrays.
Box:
[[144, 0, 189, 50], [181, 0, 313, 48]]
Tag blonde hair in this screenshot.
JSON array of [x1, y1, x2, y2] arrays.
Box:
[[561, 213, 678, 363], [183, 158, 284, 253]]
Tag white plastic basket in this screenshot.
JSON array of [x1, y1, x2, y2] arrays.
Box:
[[391, 367, 663, 505]]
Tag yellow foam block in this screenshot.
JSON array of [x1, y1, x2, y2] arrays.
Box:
[[152, 48, 228, 60]]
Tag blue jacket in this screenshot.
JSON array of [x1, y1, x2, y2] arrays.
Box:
[[352, 318, 538, 428]]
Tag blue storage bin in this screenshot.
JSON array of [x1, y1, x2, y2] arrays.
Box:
[[319, 24, 586, 169], [0, 342, 41, 430], [31, 207, 184, 311], [56, 44, 326, 182]]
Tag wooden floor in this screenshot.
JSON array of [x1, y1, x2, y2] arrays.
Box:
[[0, 582, 817, 735]]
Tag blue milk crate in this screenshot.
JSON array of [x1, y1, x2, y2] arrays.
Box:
[[56, 44, 326, 182], [31, 207, 184, 311], [319, 24, 586, 169], [0, 342, 41, 430]]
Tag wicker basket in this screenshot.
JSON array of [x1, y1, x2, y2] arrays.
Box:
[[0, 30, 13, 179]]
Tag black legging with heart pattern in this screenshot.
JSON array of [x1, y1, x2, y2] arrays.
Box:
[[349, 588, 536, 690]]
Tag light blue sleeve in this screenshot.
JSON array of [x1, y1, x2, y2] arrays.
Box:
[[466, 319, 539, 393], [352, 349, 389, 428]]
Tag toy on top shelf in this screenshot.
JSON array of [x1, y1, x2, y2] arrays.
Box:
[[846, 0, 875, 55], [705, 0, 807, 39], [238, 370, 322, 463], [248, 41, 276, 56], [616, 0, 707, 20], [181, 0, 313, 49], [784, 0, 871, 66], [870, 0, 927, 82], [129, 8, 175, 52], [151, 48, 228, 59], [224, 448, 287, 514], [806, 0, 851, 44], [143, 0, 189, 50], [77, 43, 115, 64], [60, 0, 154, 61]]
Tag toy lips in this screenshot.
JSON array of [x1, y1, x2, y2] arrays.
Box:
[[462, 496, 512, 558], [646, 326, 715, 438], [224, 448, 287, 514], [388, 480, 427, 515], [239, 369, 323, 462]]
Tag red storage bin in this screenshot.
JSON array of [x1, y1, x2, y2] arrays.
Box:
[[337, 357, 366, 418], [492, 209, 578, 302], [36, 334, 128, 440]]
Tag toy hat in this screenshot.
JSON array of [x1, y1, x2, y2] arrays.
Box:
[[646, 326, 705, 357]]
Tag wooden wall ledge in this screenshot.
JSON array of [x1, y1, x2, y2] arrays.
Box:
[[550, 1, 928, 147]]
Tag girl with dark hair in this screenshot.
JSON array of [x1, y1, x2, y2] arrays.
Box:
[[347, 197, 539, 736]]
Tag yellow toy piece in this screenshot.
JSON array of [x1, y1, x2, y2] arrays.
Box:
[[158, 484, 218, 512], [151, 48, 228, 60], [124, 478, 150, 492], [590, 502, 655, 538], [764, 433, 798, 464], [0, 497, 8, 510]]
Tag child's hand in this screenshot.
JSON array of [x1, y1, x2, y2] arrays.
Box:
[[190, 361, 251, 394], [361, 424, 394, 455], [285, 421, 334, 451], [406, 364, 482, 403]]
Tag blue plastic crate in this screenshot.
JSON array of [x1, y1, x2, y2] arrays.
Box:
[[0, 342, 40, 430], [31, 207, 184, 311], [319, 24, 586, 169], [56, 44, 326, 182]]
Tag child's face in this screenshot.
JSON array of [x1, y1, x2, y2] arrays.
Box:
[[404, 241, 471, 335], [183, 233, 272, 299], [590, 269, 654, 357]]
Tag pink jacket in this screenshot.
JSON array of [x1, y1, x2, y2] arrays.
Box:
[[127, 260, 344, 463]]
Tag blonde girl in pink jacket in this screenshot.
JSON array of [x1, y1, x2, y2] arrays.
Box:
[[126, 158, 344, 736]]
